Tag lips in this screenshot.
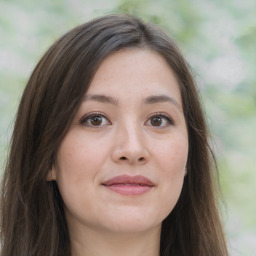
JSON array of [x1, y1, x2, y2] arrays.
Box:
[[101, 175, 155, 195]]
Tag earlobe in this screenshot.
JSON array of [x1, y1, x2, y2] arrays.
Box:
[[47, 165, 57, 181]]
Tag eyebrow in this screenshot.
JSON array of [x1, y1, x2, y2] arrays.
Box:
[[83, 94, 118, 105], [144, 95, 182, 111], [83, 94, 181, 111]]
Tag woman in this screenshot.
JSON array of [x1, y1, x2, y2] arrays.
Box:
[[0, 14, 229, 255]]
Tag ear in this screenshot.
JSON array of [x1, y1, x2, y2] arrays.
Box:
[[47, 165, 57, 181]]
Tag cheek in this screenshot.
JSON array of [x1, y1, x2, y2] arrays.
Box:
[[154, 137, 188, 214], [156, 136, 188, 173], [54, 133, 101, 204], [54, 132, 102, 215], [56, 131, 106, 178]]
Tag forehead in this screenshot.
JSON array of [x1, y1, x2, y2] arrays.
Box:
[[87, 48, 182, 104]]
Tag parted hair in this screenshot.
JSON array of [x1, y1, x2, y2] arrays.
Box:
[[0, 14, 229, 256]]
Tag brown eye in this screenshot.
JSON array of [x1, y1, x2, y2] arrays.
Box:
[[80, 113, 111, 127], [91, 116, 103, 126], [151, 116, 162, 126], [146, 113, 174, 128]]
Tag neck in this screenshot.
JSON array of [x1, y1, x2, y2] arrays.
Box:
[[69, 225, 161, 256]]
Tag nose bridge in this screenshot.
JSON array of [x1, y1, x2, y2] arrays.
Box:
[[112, 116, 149, 164], [118, 118, 144, 151]]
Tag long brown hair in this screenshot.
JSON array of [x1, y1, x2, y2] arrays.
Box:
[[0, 14, 229, 256]]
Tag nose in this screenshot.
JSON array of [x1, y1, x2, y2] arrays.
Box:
[[111, 123, 150, 165]]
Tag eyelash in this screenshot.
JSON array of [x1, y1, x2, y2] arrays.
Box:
[[79, 112, 111, 127], [79, 112, 174, 128], [146, 113, 174, 127]]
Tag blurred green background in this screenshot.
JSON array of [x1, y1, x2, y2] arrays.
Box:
[[0, 0, 255, 255]]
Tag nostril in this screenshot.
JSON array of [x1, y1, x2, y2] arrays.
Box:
[[138, 157, 145, 162], [119, 156, 145, 162]]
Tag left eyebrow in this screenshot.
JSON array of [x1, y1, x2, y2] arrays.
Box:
[[144, 95, 182, 111], [83, 94, 118, 105]]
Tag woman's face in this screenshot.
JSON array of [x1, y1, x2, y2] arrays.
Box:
[[50, 48, 188, 235]]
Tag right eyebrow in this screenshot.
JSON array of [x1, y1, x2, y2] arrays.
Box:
[[83, 94, 118, 106], [144, 95, 182, 112]]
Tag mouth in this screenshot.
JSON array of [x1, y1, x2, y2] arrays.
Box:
[[101, 175, 155, 196]]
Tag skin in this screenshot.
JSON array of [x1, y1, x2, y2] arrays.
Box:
[[49, 48, 189, 256]]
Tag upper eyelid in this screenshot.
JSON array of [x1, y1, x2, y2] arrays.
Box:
[[147, 112, 169, 118], [146, 112, 175, 126], [147, 112, 174, 121], [79, 112, 111, 123]]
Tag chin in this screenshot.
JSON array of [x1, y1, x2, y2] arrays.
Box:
[[100, 212, 164, 234]]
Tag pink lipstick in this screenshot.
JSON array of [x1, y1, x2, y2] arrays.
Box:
[[102, 175, 155, 195]]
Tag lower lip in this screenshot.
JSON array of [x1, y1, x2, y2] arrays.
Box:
[[103, 184, 153, 195]]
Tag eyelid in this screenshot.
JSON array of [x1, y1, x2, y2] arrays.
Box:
[[145, 112, 175, 127], [79, 112, 111, 127]]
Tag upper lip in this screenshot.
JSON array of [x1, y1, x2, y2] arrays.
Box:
[[102, 175, 155, 186]]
